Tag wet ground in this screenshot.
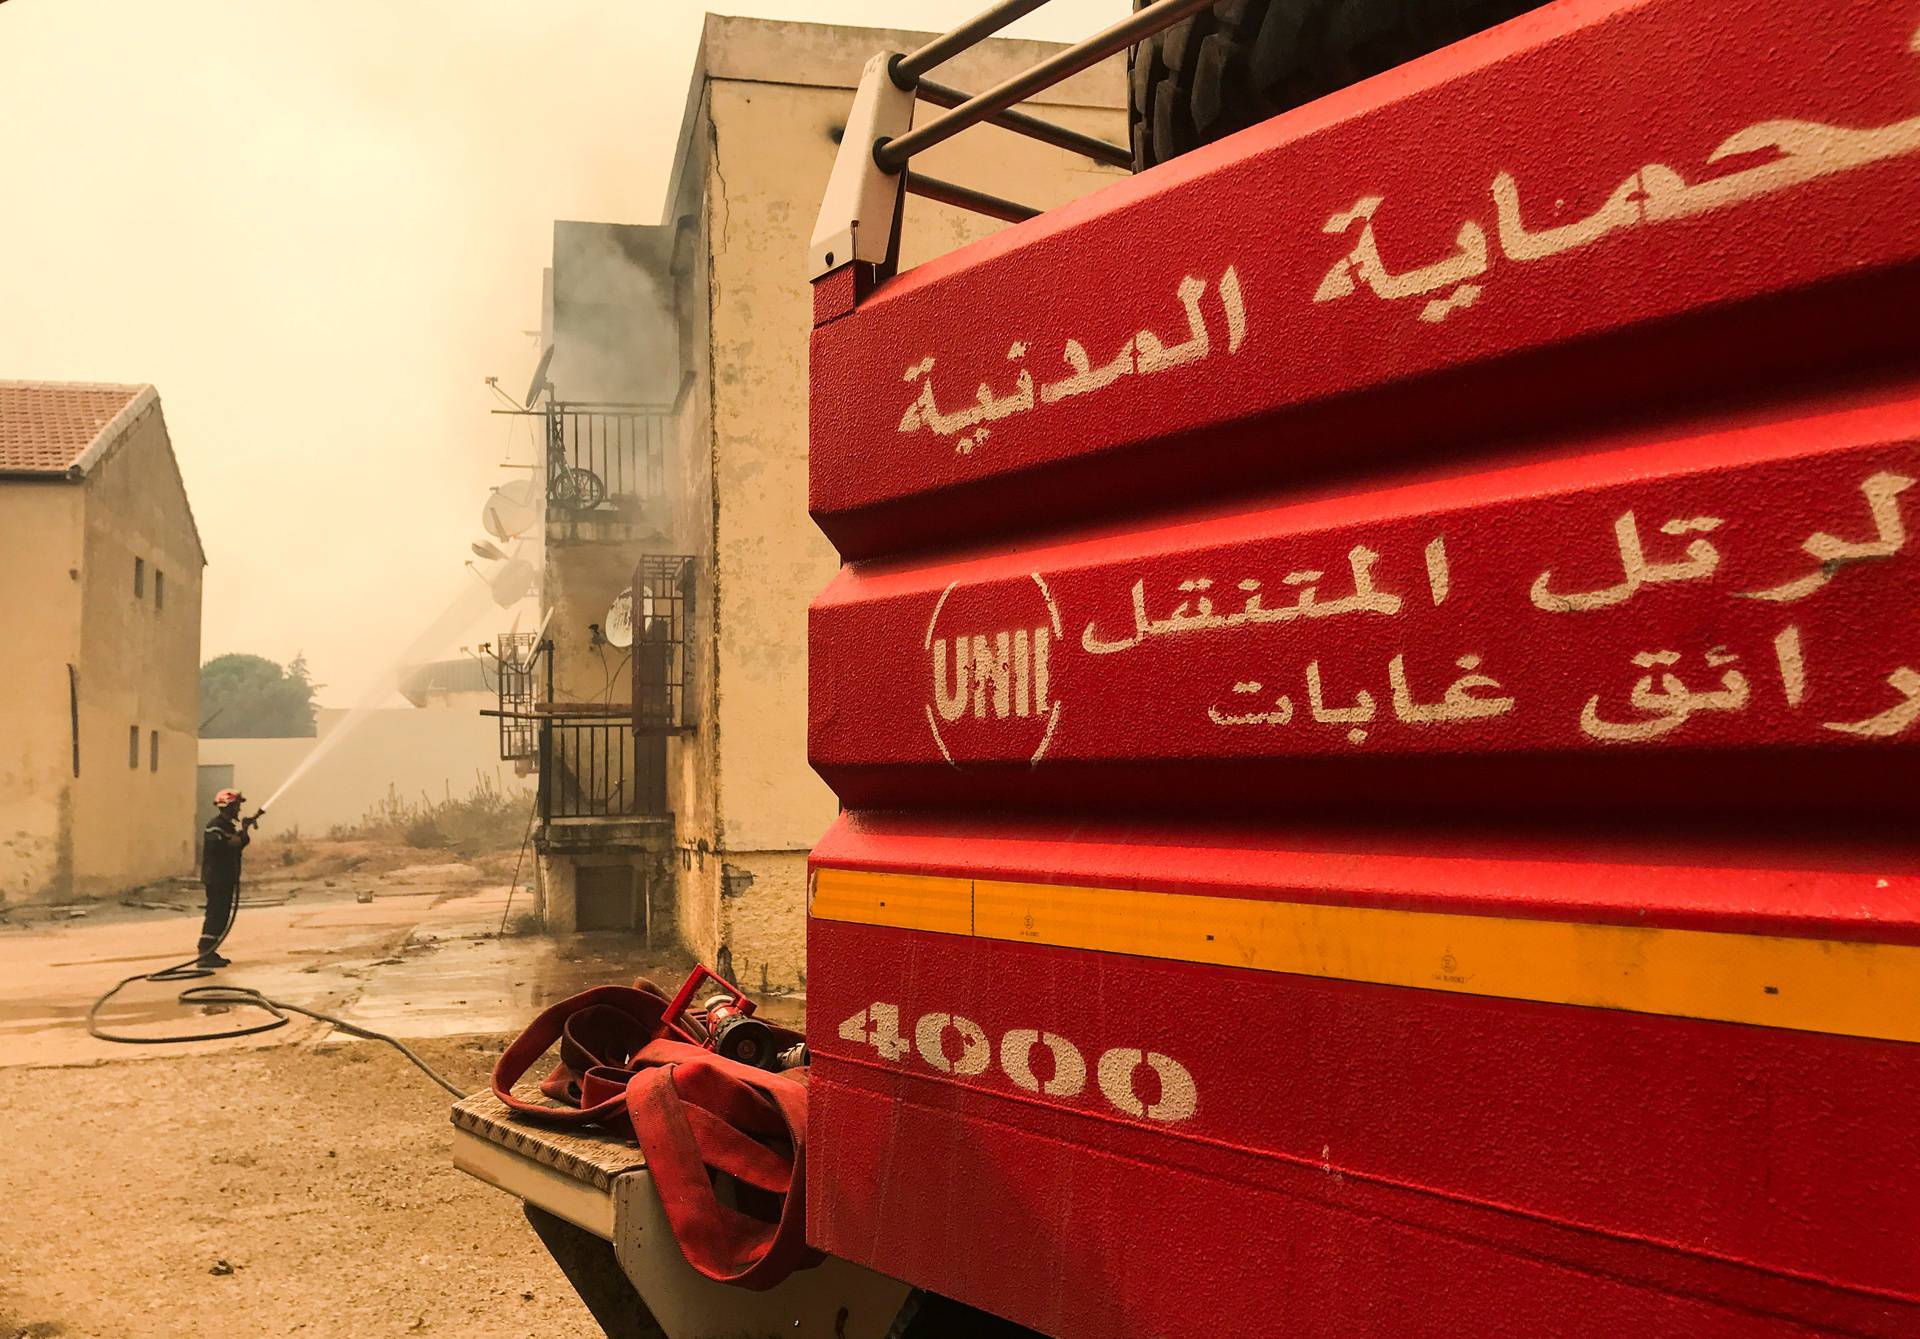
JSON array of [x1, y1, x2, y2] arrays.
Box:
[[0, 853, 808, 1067], [0, 843, 804, 1338]]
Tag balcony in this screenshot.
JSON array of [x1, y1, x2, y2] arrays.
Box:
[[632, 554, 696, 734], [494, 632, 539, 763], [545, 402, 673, 543], [539, 714, 666, 822]]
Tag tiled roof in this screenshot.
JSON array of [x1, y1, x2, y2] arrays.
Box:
[[0, 381, 153, 476]]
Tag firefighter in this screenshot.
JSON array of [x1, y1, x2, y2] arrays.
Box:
[[197, 788, 255, 968]]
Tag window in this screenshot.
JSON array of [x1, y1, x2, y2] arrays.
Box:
[[155, 570, 165, 610], [128, 725, 139, 769], [134, 557, 144, 598], [149, 730, 159, 773]]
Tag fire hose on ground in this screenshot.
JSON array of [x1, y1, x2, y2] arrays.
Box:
[[86, 949, 467, 1098], [81, 795, 813, 1290], [84, 805, 465, 1095]]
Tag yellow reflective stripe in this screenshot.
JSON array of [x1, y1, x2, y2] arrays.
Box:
[[812, 867, 1920, 1044], [810, 867, 973, 937]]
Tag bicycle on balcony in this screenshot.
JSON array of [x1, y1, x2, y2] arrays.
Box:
[[545, 407, 607, 512]]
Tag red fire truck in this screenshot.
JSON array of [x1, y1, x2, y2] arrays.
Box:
[[455, 1, 1920, 1333]]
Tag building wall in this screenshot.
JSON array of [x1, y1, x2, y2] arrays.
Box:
[[407, 687, 496, 713], [543, 538, 654, 707], [666, 110, 723, 961], [704, 74, 1130, 847], [514, 20, 1126, 980], [540, 219, 682, 720], [717, 850, 810, 995], [692, 27, 1129, 988], [534, 846, 673, 937], [0, 481, 84, 906], [541, 530, 665, 847], [527, 220, 692, 941], [69, 403, 203, 896], [198, 707, 534, 836], [1, 402, 202, 906]]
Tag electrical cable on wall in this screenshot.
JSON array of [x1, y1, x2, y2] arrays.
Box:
[[601, 649, 631, 703], [496, 788, 542, 936]]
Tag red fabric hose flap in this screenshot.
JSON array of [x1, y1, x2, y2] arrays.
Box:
[[625, 1049, 811, 1290], [491, 985, 667, 1126], [493, 978, 812, 1289]]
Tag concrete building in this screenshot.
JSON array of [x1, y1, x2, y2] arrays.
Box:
[[0, 382, 204, 907], [398, 655, 499, 713], [517, 16, 1127, 988]]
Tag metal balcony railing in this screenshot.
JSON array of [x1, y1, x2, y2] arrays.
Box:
[[538, 716, 667, 820], [546, 402, 671, 513], [495, 633, 539, 762], [632, 554, 696, 734]]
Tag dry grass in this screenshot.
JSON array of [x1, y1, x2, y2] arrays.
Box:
[[327, 773, 534, 856]]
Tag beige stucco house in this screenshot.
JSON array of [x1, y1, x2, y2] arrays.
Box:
[[1, 382, 204, 907], [515, 16, 1126, 990]]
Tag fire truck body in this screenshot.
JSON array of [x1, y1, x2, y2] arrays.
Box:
[[805, 1, 1920, 1335]]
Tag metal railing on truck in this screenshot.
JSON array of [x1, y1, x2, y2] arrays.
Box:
[[808, 0, 1209, 274]]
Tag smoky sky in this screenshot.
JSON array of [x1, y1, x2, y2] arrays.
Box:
[[0, 0, 1123, 705]]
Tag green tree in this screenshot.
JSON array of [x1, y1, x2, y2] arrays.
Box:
[[199, 653, 319, 738]]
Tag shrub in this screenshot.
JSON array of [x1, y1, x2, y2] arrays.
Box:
[[502, 910, 545, 938], [333, 773, 532, 855]]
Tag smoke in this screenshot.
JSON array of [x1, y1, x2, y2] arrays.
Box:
[[547, 222, 682, 406], [260, 575, 500, 811], [0, 1, 703, 710], [0, 0, 1116, 710]]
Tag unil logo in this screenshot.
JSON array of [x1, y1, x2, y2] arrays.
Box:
[[931, 627, 1050, 722], [922, 572, 1064, 767]]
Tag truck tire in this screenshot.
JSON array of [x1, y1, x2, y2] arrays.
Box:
[[1128, 0, 1548, 169]]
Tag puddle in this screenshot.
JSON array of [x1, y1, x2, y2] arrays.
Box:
[[0, 870, 810, 1065], [339, 932, 704, 1038]]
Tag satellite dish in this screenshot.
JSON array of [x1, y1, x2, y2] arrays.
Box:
[[604, 588, 635, 649], [471, 539, 508, 562], [525, 344, 556, 408], [482, 479, 539, 542], [489, 556, 537, 608]]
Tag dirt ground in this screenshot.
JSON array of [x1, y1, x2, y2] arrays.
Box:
[[0, 838, 802, 1339], [0, 1033, 604, 1339]]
